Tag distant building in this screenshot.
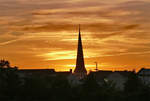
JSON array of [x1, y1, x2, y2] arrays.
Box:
[[74, 25, 87, 79], [138, 68, 150, 85], [17, 69, 73, 78], [89, 70, 132, 90], [18, 69, 56, 78], [89, 70, 113, 85], [106, 71, 131, 90], [55, 71, 72, 77], [68, 74, 83, 86]]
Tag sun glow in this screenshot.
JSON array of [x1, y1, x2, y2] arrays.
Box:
[[1, 0, 150, 72], [38, 51, 76, 60]]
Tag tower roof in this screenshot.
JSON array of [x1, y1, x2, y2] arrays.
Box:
[[74, 25, 87, 74]]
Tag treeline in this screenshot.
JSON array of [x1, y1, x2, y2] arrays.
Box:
[[0, 60, 150, 101]]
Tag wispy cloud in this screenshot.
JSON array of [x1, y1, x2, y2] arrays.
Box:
[[0, 0, 150, 70]]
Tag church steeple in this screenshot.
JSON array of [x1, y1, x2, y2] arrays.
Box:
[[74, 25, 87, 78]]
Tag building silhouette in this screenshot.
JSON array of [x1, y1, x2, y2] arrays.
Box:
[[74, 25, 87, 79]]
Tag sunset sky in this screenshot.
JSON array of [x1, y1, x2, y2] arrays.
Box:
[[0, 0, 150, 72]]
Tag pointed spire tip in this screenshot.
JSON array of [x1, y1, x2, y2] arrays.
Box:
[[79, 24, 81, 34]]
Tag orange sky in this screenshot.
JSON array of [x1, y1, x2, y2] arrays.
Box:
[[0, 0, 150, 72]]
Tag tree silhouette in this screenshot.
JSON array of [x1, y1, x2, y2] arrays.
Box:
[[0, 60, 20, 100], [123, 71, 146, 101], [124, 71, 143, 93], [0, 60, 10, 68]]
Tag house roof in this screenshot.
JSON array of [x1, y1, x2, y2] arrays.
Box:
[[113, 71, 132, 77], [90, 70, 132, 80], [90, 70, 113, 80], [18, 69, 56, 74], [18, 69, 72, 77], [55, 71, 72, 75], [138, 68, 150, 76]]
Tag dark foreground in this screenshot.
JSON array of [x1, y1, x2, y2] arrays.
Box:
[[0, 70, 150, 101], [0, 60, 150, 101]]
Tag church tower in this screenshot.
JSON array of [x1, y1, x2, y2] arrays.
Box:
[[74, 25, 87, 79]]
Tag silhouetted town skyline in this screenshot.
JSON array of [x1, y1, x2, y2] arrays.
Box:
[[1, 0, 150, 100]]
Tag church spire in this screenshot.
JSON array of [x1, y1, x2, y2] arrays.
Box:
[[74, 25, 87, 78]]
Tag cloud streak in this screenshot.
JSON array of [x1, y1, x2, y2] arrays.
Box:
[[0, 0, 150, 71]]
